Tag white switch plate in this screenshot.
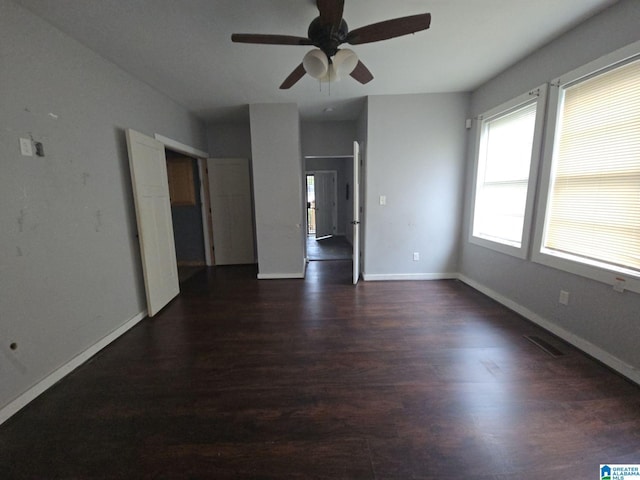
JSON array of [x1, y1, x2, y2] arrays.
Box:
[[413, 252, 420, 261], [559, 290, 570, 305], [20, 138, 33, 156], [379, 195, 386, 206]]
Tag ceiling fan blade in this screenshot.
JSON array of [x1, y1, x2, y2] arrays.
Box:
[[280, 63, 307, 89], [316, 0, 344, 26], [350, 60, 374, 85], [232, 34, 313, 46], [346, 13, 431, 45]]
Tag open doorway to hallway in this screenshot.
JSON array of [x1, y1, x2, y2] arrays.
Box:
[[305, 160, 353, 262]]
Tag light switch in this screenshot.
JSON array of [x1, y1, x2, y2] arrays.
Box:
[[20, 138, 33, 156], [559, 290, 570, 305], [379, 195, 386, 206]]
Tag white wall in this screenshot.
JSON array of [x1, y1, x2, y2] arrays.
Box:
[[249, 103, 305, 278], [364, 93, 469, 280], [0, 0, 207, 418], [460, 0, 640, 380]]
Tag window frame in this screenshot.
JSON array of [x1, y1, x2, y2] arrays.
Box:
[[469, 84, 547, 258], [532, 40, 640, 294]]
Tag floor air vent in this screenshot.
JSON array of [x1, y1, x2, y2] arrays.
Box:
[[523, 335, 566, 358]]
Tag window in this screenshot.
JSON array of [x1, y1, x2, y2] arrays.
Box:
[[470, 86, 547, 257], [533, 43, 640, 292]]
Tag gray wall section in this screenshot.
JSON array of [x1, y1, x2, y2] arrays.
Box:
[[249, 103, 305, 277], [301, 121, 357, 158], [0, 1, 206, 411], [207, 122, 252, 159], [364, 93, 469, 277], [460, 0, 640, 373]]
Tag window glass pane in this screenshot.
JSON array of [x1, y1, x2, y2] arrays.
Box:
[[544, 58, 640, 272], [473, 102, 537, 246], [484, 105, 536, 182]]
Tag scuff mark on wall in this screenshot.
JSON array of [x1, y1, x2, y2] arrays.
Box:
[[95, 210, 103, 232], [17, 209, 26, 232]]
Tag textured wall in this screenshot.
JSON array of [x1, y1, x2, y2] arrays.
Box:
[[249, 103, 305, 277], [364, 93, 469, 278], [0, 0, 206, 413]]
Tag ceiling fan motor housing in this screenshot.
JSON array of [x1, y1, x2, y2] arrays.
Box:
[[308, 17, 348, 57]]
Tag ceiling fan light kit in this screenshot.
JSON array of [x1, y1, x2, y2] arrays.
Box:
[[303, 48, 358, 83], [231, 0, 431, 89], [333, 48, 359, 76], [303, 49, 329, 78]]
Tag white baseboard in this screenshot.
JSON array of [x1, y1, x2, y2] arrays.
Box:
[[458, 274, 640, 386], [363, 272, 458, 281], [0, 309, 148, 426], [257, 272, 305, 280]]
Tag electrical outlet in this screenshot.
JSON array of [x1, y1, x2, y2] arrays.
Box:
[[413, 252, 420, 261], [559, 290, 570, 305]]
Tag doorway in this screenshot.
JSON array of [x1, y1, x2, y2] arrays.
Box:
[[305, 163, 352, 261], [306, 171, 337, 238], [165, 150, 207, 283]]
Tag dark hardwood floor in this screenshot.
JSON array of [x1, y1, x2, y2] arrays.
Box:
[[2, 261, 639, 479], [306, 235, 352, 261]]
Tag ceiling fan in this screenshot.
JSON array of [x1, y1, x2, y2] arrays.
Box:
[[231, 0, 431, 89]]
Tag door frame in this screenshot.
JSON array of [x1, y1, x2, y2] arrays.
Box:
[[154, 134, 214, 266], [352, 141, 361, 285]]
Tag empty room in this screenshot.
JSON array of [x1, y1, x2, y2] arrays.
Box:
[[1, 0, 639, 478]]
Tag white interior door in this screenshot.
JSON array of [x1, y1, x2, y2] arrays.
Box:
[[207, 158, 255, 265], [314, 171, 336, 238], [352, 142, 361, 285], [125, 129, 179, 316]]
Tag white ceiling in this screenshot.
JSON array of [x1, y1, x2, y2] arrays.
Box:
[[14, 0, 616, 122]]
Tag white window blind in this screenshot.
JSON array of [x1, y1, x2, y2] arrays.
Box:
[[473, 102, 537, 247], [544, 58, 640, 273]]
